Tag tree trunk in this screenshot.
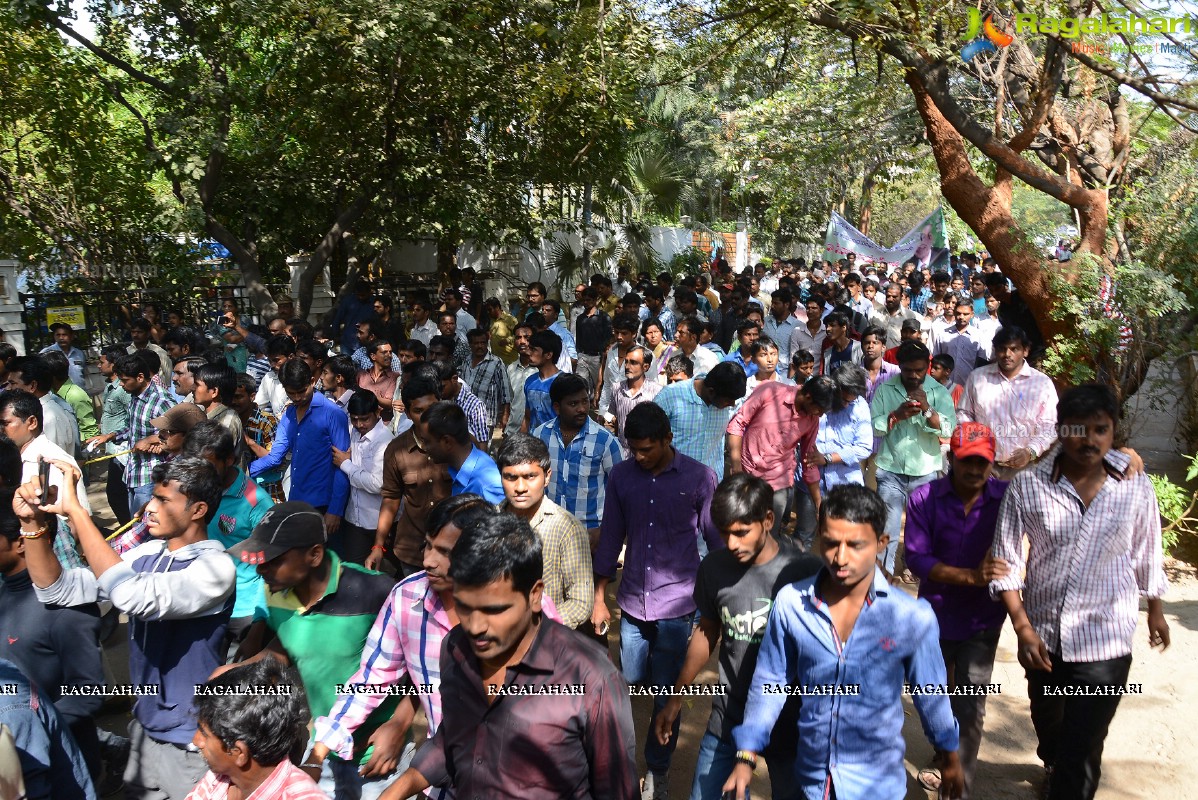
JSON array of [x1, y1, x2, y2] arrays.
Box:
[[858, 166, 878, 236], [905, 71, 1075, 346], [436, 235, 458, 293], [295, 197, 370, 318]]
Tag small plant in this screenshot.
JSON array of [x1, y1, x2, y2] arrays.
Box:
[[668, 246, 710, 278], [1149, 452, 1198, 556]]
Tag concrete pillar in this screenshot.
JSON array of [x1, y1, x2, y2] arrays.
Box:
[[0, 260, 25, 355]]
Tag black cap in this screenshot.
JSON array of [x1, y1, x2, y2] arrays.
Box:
[[228, 502, 326, 565]]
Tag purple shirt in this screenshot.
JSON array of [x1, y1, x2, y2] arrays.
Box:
[[903, 476, 1010, 641], [595, 450, 723, 621]]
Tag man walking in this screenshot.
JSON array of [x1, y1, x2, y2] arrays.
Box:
[[593, 402, 724, 798], [904, 423, 1010, 798], [990, 385, 1169, 800], [870, 341, 956, 579]]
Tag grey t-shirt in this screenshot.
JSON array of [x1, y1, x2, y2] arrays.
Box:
[[694, 534, 821, 746]]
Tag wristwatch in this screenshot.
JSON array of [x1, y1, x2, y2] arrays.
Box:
[[923, 407, 935, 420]]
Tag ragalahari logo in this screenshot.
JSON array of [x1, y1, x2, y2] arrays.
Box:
[[960, 9, 1014, 62]]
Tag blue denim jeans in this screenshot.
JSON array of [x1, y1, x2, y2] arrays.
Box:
[[874, 468, 936, 575], [620, 613, 692, 774], [315, 742, 414, 800], [689, 731, 801, 800], [127, 482, 155, 517]]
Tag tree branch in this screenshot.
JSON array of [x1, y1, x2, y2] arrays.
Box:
[[48, 20, 175, 96]]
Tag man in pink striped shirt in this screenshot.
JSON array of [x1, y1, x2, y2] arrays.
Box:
[[990, 384, 1169, 800], [188, 659, 327, 800], [956, 326, 1057, 480]]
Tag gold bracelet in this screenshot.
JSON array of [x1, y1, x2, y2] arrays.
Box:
[[20, 523, 50, 539]]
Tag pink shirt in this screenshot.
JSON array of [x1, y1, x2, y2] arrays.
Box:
[[186, 760, 328, 800], [726, 381, 820, 490]]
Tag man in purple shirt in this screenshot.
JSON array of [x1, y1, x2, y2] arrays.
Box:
[[591, 402, 723, 800], [903, 422, 1010, 799]]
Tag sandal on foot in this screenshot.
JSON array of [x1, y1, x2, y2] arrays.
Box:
[[917, 764, 942, 791]]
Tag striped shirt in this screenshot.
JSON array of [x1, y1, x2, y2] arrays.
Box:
[[654, 378, 735, 480], [611, 379, 663, 449], [451, 383, 491, 444], [504, 360, 536, 437], [123, 382, 174, 489], [313, 572, 452, 765], [242, 408, 286, 503], [461, 353, 512, 430], [532, 417, 623, 529], [989, 448, 1168, 662], [312, 573, 564, 777], [932, 325, 991, 385], [185, 760, 328, 800], [956, 361, 1058, 462]]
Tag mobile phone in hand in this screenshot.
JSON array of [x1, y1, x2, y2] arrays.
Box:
[[37, 457, 51, 507]]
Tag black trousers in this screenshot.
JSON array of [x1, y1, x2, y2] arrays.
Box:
[[106, 460, 132, 525], [1026, 652, 1132, 800], [330, 520, 374, 566]]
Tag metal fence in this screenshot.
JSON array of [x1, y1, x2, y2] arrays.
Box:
[[20, 285, 289, 355]]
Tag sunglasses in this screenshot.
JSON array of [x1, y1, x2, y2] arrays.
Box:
[[159, 429, 180, 437]]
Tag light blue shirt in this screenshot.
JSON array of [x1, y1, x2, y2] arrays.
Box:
[[549, 322, 577, 360], [40, 344, 86, 388], [798, 396, 872, 490], [532, 417, 623, 528], [653, 378, 735, 480], [734, 568, 959, 799]]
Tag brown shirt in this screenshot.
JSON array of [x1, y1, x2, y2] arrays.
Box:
[[411, 619, 638, 800], [380, 429, 451, 565]]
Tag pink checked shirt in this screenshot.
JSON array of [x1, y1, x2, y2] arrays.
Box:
[[957, 361, 1058, 463], [186, 760, 327, 800]]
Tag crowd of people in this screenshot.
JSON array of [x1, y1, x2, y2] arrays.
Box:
[[0, 251, 1171, 800]]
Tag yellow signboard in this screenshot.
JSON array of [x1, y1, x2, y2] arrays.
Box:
[[46, 305, 86, 330]]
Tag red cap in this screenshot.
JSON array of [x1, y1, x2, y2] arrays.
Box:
[[950, 422, 996, 462]]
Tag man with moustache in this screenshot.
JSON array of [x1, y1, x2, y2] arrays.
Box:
[[989, 385, 1169, 800], [903, 423, 1010, 798]]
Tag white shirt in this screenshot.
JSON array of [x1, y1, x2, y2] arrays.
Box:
[[956, 361, 1058, 462], [668, 345, 719, 383], [409, 319, 439, 347], [990, 448, 1166, 662], [339, 419, 395, 528], [40, 394, 79, 457], [254, 370, 291, 418]]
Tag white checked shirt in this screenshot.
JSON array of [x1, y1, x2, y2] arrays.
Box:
[[338, 419, 394, 528], [957, 361, 1058, 462], [989, 448, 1168, 662]]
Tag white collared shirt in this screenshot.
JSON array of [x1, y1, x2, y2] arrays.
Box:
[[340, 419, 395, 528], [990, 448, 1167, 662]]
